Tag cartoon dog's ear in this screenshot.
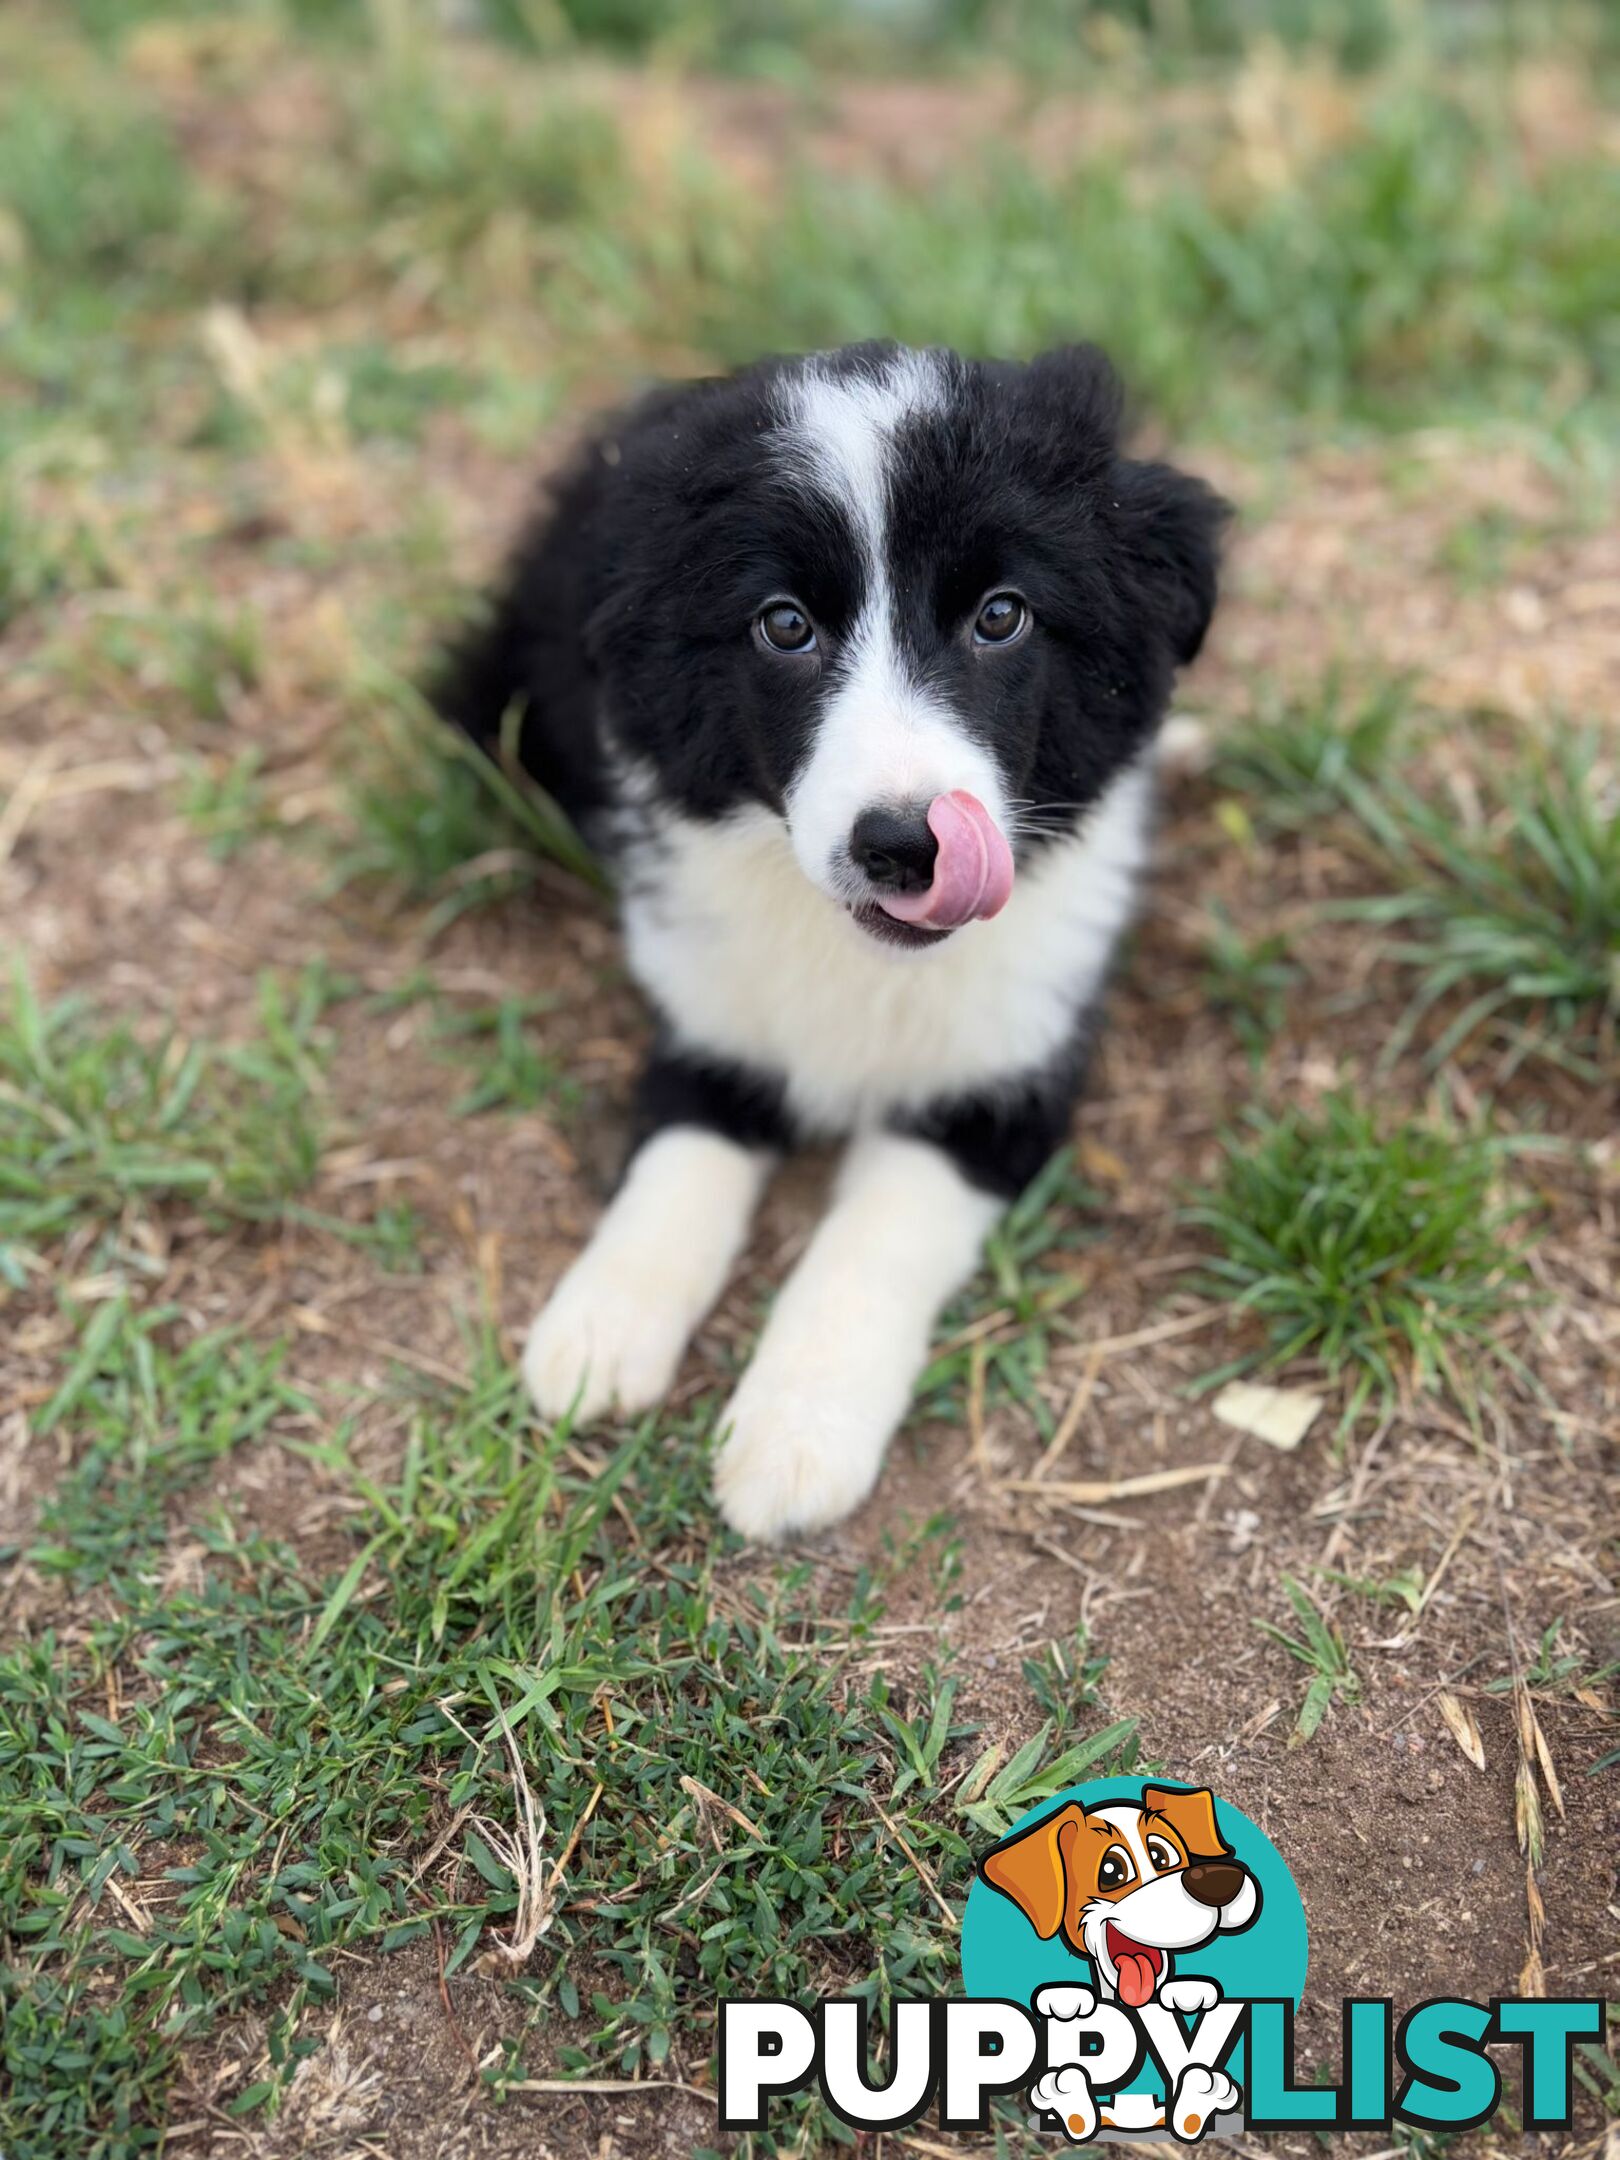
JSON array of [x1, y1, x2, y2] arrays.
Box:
[[979, 1803, 1086, 1939], [1142, 1785, 1231, 1861]]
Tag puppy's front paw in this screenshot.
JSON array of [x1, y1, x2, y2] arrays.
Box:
[[1030, 2067, 1098, 2143], [712, 1368, 889, 1542], [1158, 1977, 1220, 2016], [523, 1251, 695, 1425], [1033, 1984, 1096, 2023], [1170, 2063, 1239, 2143]]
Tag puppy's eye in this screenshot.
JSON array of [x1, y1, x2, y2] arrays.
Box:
[[973, 592, 1028, 646], [1146, 1837, 1181, 1873], [757, 601, 817, 654], [1097, 1845, 1134, 1892]]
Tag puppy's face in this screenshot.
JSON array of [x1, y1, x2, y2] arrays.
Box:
[[980, 1785, 1259, 2007], [589, 342, 1224, 951]]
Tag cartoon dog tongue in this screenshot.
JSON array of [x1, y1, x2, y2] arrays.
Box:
[[877, 790, 1014, 930], [1114, 1948, 1159, 2009]]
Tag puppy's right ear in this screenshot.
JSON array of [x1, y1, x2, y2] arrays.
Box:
[[979, 1803, 1085, 1939]]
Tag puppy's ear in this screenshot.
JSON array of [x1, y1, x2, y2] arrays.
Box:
[[1018, 342, 1128, 466], [1142, 1784, 1230, 1862], [979, 1802, 1086, 1939], [1019, 345, 1228, 668], [1112, 458, 1229, 667]]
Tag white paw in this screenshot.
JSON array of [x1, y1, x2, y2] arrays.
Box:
[[524, 1127, 770, 1429], [1171, 2063, 1240, 2143], [1033, 1984, 1096, 2023], [711, 1368, 890, 1542], [1158, 1977, 1220, 2016], [523, 1253, 695, 1424], [1030, 2066, 1097, 2143]]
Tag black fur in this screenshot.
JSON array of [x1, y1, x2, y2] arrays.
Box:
[[895, 1039, 1090, 1200], [633, 1038, 793, 1157], [434, 341, 1225, 1200], [435, 341, 1225, 842]]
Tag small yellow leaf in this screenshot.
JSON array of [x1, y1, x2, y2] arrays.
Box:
[[1436, 1690, 1485, 1771], [1212, 1380, 1324, 1451], [1077, 1138, 1130, 1186]]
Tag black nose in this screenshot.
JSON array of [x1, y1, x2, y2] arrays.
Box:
[[850, 807, 937, 894], [1183, 1862, 1245, 1910]]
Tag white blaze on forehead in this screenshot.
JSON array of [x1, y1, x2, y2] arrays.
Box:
[[1093, 1805, 1154, 1875], [779, 347, 946, 557], [773, 350, 1008, 898]]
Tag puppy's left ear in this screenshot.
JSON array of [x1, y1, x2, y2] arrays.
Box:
[[1112, 459, 1229, 667], [979, 1802, 1086, 1940]]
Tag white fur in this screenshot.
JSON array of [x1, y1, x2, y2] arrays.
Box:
[[1171, 2063, 1240, 2142], [773, 352, 1008, 896], [622, 760, 1152, 1133], [523, 1127, 771, 1423], [712, 1131, 998, 1540]]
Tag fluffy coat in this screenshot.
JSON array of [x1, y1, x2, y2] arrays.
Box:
[[434, 340, 1226, 1538]]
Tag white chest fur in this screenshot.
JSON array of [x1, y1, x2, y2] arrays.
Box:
[[620, 761, 1153, 1132]]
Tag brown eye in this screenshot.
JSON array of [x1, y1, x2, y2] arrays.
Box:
[[1146, 1837, 1180, 1873], [757, 601, 816, 654], [974, 592, 1028, 646], [1098, 1845, 1134, 1892]]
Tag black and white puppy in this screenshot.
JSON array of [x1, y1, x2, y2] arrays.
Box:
[[435, 340, 1225, 1541]]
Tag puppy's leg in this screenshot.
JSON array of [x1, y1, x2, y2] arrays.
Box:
[[714, 1131, 997, 1538], [712, 1054, 1081, 1538], [524, 1048, 784, 1424], [712, 1129, 1015, 1542], [1169, 2063, 1240, 2143], [714, 1063, 1079, 1539]]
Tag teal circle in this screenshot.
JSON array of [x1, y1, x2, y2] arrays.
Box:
[[960, 1777, 1308, 2107]]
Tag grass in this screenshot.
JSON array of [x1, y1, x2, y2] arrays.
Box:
[[0, 1325, 1137, 2157], [582, 89, 1620, 437], [1202, 910, 1301, 1060], [434, 995, 579, 1117], [1215, 703, 1619, 1077], [1184, 1089, 1533, 1424], [1338, 732, 1620, 1077], [334, 671, 608, 919], [58, 0, 1620, 74], [1211, 669, 1412, 830], [5, 24, 1620, 466], [179, 746, 277, 855], [1254, 1575, 1361, 1744], [916, 1149, 1105, 1442], [0, 966, 325, 1283]]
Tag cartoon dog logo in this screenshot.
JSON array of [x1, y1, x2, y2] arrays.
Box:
[[979, 1784, 1260, 2140]]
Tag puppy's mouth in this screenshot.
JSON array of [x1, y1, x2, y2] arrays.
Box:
[[878, 790, 1014, 931], [849, 904, 956, 950], [843, 790, 1014, 948], [1104, 1923, 1165, 2008]]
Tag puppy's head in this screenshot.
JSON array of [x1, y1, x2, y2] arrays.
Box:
[[587, 342, 1226, 952], [980, 1785, 1259, 2006]]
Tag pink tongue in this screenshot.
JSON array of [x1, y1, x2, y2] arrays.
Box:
[[1116, 1951, 1158, 2009], [878, 791, 1015, 929]]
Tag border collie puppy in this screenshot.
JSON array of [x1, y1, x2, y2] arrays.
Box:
[[435, 341, 1225, 1541]]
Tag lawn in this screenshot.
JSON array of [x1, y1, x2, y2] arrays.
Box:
[[1, 2, 1617, 2155]]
